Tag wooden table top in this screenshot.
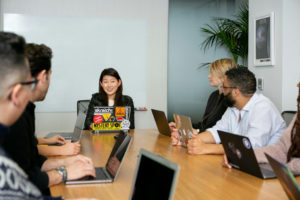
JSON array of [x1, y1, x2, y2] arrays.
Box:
[[50, 129, 299, 199]]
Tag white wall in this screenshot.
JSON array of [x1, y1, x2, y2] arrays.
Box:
[[249, 0, 300, 112], [0, 0, 168, 135]]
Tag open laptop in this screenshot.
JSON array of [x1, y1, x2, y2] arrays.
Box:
[[265, 153, 300, 199], [66, 131, 132, 184], [173, 114, 194, 146], [218, 130, 276, 179], [151, 109, 171, 137], [45, 111, 86, 140], [92, 106, 131, 133], [129, 149, 179, 200]]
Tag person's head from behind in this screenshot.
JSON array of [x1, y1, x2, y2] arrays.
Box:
[[208, 58, 237, 89], [0, 32, 32, 126], [287, 82, 300, 162], [99, 68, 123, 106], [25, 43, 53, 102], [222, 67, 256, 107]]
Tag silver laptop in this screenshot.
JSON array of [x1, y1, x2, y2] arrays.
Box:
[[173, 114, 194, 146], [218, 130, 276, 179], [66, 131, 132, 184], [129, 149, 180, 200], [45, 111, 86, 140]]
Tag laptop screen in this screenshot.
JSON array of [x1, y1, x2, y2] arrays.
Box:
[[105, 132, 131, 178], [130, 150, 179, 200], [74, 112, 87, 129]]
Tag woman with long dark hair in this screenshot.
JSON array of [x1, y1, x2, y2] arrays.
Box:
[[84, 68, 135, 129], [223, 82, 300, 174]]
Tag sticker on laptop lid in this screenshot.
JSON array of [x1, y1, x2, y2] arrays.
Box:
[[235, 149, 242, 159], [242, 138, 251, 149], [115, 107, 126, 117], [93, 122, 122, 131], [121, 119, 130, 129], [93, 115, 103, 124]]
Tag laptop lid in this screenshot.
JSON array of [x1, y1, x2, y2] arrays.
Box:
[[92, 106, 131, 133], [265, 153, 300, 199], [218, 130, 266, 178], [105, 132, 132, 180], [173, 114, 194, 146], [129, 149, 179, 200], [71, 112, 86, 142], [151, 109, 171, 137]]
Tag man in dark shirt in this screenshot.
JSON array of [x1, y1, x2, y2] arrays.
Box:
[[0, 31, 46, 200], [3, 43, 95, 195]]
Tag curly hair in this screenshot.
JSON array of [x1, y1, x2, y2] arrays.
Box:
[[25, 43, 52, 77], [287, 82, 300, 162]]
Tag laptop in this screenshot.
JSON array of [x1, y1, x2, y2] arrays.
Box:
[[151, 109, 171, 137], [66, 131, 132, 184], [218, 130, 276, 179], [45, 111, 86, 140], [129, 149, 179, 200], [265, 153, 300, 200], [92, 106, 131, 133], [173, 114, 194, 146]]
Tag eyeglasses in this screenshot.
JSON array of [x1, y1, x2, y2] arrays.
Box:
[[20, 78, 39, 91], [220, 85, 237, 90]]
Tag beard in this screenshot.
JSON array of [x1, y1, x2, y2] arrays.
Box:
[[224, 92, 236, 107]]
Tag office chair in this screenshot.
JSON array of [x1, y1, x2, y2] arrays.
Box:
[[77, 100, 90, 115], [281, 110, 297, 125]]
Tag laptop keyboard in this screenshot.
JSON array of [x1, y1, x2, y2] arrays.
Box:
[[95, 167, 109, 179]]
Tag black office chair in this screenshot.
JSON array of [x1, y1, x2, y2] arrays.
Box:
[[281, 111, 297, 125], [77, 100, 90, 115]]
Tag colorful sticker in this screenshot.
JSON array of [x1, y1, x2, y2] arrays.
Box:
[[93, 122, 122, 131], [115, 107, 126, 117], [93, 115, 103, 124], [102, 113, 111, 121], [242, 138, 251, 149]]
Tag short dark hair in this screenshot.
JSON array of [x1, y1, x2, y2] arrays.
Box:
[[25, 43, 52, 77], [99, 68, 123, 106], [0, 32, 28, 98], [225, 67, 256, 96]]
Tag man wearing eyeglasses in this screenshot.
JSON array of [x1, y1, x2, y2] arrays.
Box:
[[3, 43, 96, 195], [172, 67, 286, 155]]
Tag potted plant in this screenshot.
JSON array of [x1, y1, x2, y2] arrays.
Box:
[[201, 4, 248, 66]]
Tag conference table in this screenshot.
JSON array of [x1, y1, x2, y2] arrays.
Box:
[[50, 129, 299, 199]]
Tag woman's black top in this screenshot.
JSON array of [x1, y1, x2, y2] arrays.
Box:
[[193, 90, 227, 132]]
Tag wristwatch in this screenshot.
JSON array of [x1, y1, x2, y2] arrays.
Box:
[[56, 166, 67, 183]]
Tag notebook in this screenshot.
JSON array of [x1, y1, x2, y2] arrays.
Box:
[[173, 114, 194, 146], [66, 131, 132, 184], [46, 112, 86, 145], [92, 106, 131, 133], [129, 149, 179, 200], [265, 153, 300, 200], [151, 109, 171, 137], [218, 130, 276, 179]]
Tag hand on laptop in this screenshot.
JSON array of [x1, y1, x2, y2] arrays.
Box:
[[168, 122, 177, 132], [222, 155, 232, 168], [46, 135, 66, 145], [187, 134, 207, 154], [66, 159, 96, 181], [171, 130, 182, 146], [63, 154, 94, 167], [59, 142, 81, 156]]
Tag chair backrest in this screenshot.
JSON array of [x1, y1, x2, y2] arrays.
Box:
[[281, 111, 297, 126], [77, 100, 90, 115]]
